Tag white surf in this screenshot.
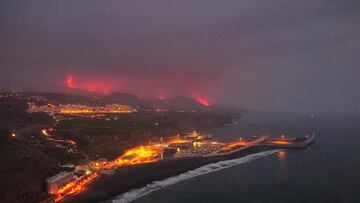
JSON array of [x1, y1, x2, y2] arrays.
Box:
[[111, 149, 278, 203]]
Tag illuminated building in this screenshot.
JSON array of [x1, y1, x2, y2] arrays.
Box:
[[27, 103, 137, 115], [46, 171, 75, 194], [167, 141, 193, 149], [75, 164, 90, 173], [90, 158, 109, 170], [173, 141, 225, 158]]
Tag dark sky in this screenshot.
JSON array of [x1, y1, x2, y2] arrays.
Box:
[[1, 0, 359, 113]]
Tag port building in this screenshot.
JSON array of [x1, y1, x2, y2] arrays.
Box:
[[46, 171, 75, 194]]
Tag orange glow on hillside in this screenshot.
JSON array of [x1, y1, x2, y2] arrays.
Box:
[[156, 91, 168, 100], [63, 75, 215, 103], [197, 97, 210, 106], [83, 81, 112, 94], [41, 128, 77, 145], [66, 75, 74, 88], [64, 75, 119, 94], [158, 95, 166, 100]]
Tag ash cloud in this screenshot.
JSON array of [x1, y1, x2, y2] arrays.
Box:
[[0, 0, 359, 113]]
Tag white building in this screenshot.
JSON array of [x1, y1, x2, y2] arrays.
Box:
[[46, 171, 75, 194]]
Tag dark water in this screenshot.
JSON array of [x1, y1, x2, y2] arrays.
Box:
[[131, 112, 360, 203]]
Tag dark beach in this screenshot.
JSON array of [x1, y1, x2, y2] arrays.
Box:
[[61, 145, 275, 203]]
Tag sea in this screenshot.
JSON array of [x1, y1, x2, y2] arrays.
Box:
[[110, 111, 360, 203]]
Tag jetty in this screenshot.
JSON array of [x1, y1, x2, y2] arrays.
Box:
[[264, 131, 316, 149]]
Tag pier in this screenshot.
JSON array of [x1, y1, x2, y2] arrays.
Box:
[[263, 131, 316, 149]]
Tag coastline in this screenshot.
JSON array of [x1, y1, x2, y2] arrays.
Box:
[[61, 145, 275, 203]]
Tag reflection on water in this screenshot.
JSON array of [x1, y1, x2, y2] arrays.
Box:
[[277, 150, 286, 161]]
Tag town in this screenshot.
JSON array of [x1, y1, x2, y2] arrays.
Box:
[[43, 130, 315, 202], [0, 92, 239, 203], [0, 92, 315, 203]]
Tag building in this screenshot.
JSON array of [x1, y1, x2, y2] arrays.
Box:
[[90, 158, 108, 170], [167, 141, 192, 149], [27, 103, 137, 115], [46, 171, 75, 194], [75, 164, 90, 173]]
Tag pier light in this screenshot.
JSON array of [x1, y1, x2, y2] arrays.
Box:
[[11, 133, 16, 138]]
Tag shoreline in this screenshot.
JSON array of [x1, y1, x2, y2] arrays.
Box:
[[61, 145, 275, 203]]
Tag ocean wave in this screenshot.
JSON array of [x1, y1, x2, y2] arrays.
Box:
[[110, 149, 278, 203]]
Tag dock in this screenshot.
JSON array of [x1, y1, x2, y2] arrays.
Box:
[[263, 131, 316, 149]]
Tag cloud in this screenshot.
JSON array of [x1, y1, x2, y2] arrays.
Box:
[[0, 0, 359, 112]]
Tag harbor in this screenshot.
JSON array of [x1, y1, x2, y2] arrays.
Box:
[[44, 131, 316, 203]]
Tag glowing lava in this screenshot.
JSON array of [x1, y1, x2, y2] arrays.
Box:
[[54, 173, 98, 202], [115, 145, 164, 165], [64, 75, 212, 103], [196, 97, 210, 106], [64, 75, 118, 94], [66, 75, 74, 88]]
